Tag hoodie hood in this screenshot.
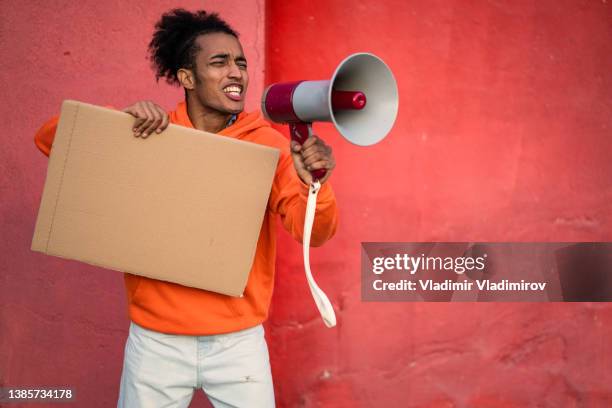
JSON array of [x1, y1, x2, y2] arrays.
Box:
[[170, 101, 272, 140], [220, 110, 272, 139]]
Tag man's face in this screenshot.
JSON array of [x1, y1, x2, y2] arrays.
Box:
[[190, 32, 249, 115]]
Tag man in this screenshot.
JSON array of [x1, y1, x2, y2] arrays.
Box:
[[34, 9, 338, 408]]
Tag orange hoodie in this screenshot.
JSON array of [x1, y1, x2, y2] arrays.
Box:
[[34, 101, 339, 335]]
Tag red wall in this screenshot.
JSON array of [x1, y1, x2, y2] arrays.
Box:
[[266, 0, 612, 406], [1, 1, 611, 407]]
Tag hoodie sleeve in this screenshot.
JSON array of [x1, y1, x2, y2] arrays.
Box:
[[268, 146, 339, 247], [34, 115, 60, 157], [34, 105, 116, 157]]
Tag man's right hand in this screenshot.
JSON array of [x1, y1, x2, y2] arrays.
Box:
[[122, 101, 169, 138]]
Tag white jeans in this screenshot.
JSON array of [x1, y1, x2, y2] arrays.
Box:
[[117, 322, 275, 408]]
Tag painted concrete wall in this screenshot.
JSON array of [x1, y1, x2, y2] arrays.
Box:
[[1, 0, 611, 407], [266, 0, 612, 406]]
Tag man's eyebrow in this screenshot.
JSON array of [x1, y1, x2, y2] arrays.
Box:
[[209, 53, 247, 61], [210, 53, 229, 60]]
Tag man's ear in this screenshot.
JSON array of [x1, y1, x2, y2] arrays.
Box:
[[177, 68, 195, 90]]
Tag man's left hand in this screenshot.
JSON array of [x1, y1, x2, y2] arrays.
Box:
[[290, 135, 336, 185]]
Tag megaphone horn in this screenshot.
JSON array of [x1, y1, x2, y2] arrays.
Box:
[[262, 52, 398, 179]]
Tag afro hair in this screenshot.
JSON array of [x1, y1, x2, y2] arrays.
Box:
[[148, 9, 239, 86]]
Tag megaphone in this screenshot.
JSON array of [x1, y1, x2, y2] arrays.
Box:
[[262, 52, 398, 180], [261, 53, 398, 328]]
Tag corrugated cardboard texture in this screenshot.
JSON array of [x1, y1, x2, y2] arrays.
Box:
[[32, 100, 279, 296]]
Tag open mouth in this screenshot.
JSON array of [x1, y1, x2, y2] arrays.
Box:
[[223, 85, 243, 101]]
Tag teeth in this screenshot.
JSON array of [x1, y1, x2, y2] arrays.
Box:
[[223, 86, 242, 94]]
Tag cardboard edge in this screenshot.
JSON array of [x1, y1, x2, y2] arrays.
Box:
[[31, 100, 81, 254]]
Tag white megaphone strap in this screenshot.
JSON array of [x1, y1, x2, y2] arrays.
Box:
[[303, 180, 337, 328]]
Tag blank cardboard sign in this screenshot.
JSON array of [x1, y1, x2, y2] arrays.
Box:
[[32, 100, 279, 296]]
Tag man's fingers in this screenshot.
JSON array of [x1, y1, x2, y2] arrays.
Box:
[[302, 135, 319, 149], [157, 111, 169, 133], [305, 135, 329, 148], [306, 159, 335, 171], [132, 116, 147, 135], [123, 101, 168, 138], [301, 144, 331, 161], [124, 104, 147, 135], [133, 106, 153, 136], [302, 145, 332, 165], [143, 102, 165, 136], [291, 135, 335, 185], [291, 141, 302, 153], [303, 151, 327, 167], [302, 136, 329, 154], [141, 102, 168, 136], [132, 110, 149, 137], [142, 111, 162, 138], [134, 118, 154, 136], [136, 102, 157, 137], [292, 136, 328, 153]]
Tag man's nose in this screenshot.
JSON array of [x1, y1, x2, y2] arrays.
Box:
[[228, 62, 243, 79]]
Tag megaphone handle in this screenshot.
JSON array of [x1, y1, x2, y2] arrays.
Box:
[[289, 122, 327, 181]]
